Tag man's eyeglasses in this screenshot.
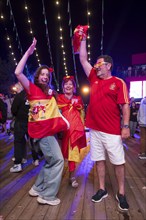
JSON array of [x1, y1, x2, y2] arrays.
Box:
[[94, 61, 108, 69]]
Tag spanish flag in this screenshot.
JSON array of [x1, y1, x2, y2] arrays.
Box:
[[27, 83, 69, 139], [72, 25, 88, 54], [57, 94, 87, 162]]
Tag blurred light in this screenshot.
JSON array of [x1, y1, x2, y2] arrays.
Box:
[[82, 86, 90, 94], [12, 86, 17, 93]]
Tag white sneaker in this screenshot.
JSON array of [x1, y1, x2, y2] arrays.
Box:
[[29, 187, 40, 197], [37, 196, 61, 206], [12, 157, 15, 161], [22, 158, 27, 164], [10, 164, 22, 173], [32, 159, 39, 166], [11, 158, 27, 164]]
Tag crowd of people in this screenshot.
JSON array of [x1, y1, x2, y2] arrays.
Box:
[[0, 26, 146, 212], [114, 65, 146, 80]]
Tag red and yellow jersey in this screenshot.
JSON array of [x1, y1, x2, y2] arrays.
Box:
[[86, 68, 129, 135]]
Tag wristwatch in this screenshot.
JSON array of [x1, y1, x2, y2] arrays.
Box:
[[122, 125, 129, 129]]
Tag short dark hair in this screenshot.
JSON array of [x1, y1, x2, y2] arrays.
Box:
[[97, 55, 114, 71], [62, 77, 76, 94]]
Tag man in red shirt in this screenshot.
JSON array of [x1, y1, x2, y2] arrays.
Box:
[[78, 30, 130, 211]]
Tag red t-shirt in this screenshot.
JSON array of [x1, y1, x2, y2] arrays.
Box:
[[86, 68, 129, 135]]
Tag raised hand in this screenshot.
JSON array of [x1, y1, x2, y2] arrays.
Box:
[[26, 37, 37, 56]]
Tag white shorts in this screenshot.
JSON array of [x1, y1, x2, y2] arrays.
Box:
[[90, 129, 125, 165]]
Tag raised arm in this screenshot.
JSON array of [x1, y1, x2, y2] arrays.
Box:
[[15, 38, 37, 91], [79, 39, 92, 77]]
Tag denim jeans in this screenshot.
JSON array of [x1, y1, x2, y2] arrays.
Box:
[[129, 121, 137, 136], [33, 136, 64, 200]]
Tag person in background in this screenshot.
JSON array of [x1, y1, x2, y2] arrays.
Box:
[[137, 97, 146, 159], [4, 95, 14, 139], [10, 82, 40, 173], [57, 76, 86, 188], [129, 97, 135, 105], [13, 38, 69, 206], [0, 94, 7, 132], [129, 101, 138, 138], [76, 25, 130, 211]]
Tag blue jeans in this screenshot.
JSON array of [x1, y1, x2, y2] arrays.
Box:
[[32, 136, 64, 200], [129, 121, 137, 136]]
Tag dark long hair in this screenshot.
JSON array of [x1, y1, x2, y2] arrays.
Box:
[[34, 65, 52, 95]]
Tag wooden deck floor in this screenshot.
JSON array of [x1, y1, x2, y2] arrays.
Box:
[[0, 131, 146, 220]]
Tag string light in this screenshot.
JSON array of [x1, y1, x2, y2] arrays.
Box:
[[55, 0, 69, 79], [0, 18, 17, 66], [41, 0, 59, 90], [6, 33, 17, 66], [67, 1, 79, 87], [86, 1, 91, 62], [1, 1, 104, 91], [24, 1, 41, 66], [1, 14, 4, 19], [100, 0, 105, 54], [0, 1, 23, 66], [7, 0, 23, 56]]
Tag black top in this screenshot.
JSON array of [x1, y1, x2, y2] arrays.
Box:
[[0, 99, 7, 123], [11, 90, 30, 122], [130, 107, 138, 122]]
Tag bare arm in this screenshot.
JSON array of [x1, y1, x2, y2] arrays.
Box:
[[79, 39, 92, 77], [121, 103, 130, 139], [15, 38, 37, 91]]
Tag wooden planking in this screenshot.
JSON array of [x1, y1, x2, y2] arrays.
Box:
[[93, 163, 107, 220], [0, 132, 146, 220], [81, 154, 94, 220], [106, 160, 125, 220]]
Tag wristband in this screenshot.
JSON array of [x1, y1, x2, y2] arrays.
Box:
[[122, 125, 129, 129]]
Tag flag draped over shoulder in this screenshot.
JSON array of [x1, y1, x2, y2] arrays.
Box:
[[57, 94, 86, 162], [27, 83, 69, 139]]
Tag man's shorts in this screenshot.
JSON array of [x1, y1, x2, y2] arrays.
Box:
[[90, 129, 125, 165]]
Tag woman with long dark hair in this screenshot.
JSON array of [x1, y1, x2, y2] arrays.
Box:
[[12, 38, 69, 206]]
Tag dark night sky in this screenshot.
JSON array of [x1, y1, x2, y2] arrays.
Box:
[[0, 0, 146, 91]]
